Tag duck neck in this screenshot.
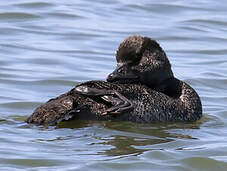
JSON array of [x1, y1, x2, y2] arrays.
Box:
[[153, 77, 181, 98]]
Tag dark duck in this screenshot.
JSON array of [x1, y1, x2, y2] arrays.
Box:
[[26, 35, 202, 125]]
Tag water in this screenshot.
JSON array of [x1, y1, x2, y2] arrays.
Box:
[[0, 0, 227, 170]]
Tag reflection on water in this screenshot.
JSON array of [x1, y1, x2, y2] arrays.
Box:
[[57, 119, 201, 157], [1, 0, 227, 170]]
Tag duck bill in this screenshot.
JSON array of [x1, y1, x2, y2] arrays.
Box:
[[107, 64, 139, 83]]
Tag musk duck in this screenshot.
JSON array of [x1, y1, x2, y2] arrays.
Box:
[[26, 36, 202, 125]]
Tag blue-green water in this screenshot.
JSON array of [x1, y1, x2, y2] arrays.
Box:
[[1, 0, 227, 170]]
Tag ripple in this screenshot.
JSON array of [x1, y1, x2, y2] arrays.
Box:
[[0, 159, 67, 167], [182, 157, 227, 171], [14, 2, 54, 9], [0, 0, 227, 170], [0, 102, 41, 110], [0, 12, 41, 20], [183, 19, 227, 27], [45, 12, 85, 19]]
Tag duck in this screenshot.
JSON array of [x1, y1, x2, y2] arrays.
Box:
[[26, 35, 202, 125]]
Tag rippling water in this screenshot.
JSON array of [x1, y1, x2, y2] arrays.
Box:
[[1, 0, 227, 170]]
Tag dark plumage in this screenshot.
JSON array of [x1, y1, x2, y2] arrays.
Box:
[[107, 35, 174, 96], [26, 35, 202, 125]]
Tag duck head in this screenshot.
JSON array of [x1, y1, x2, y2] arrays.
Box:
[[107, 35, 174, 88]]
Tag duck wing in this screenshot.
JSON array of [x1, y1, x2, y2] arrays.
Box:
[[26, 80, 131, 125]]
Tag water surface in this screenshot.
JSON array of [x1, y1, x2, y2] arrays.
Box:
[[0, 0, 227, 170]]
